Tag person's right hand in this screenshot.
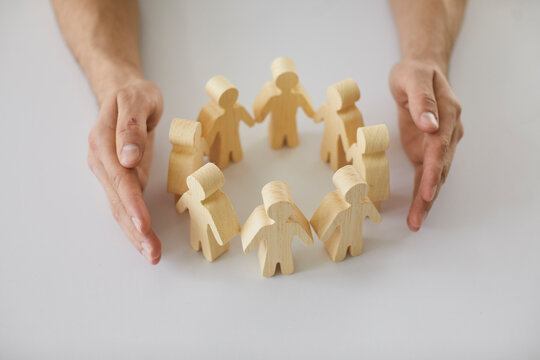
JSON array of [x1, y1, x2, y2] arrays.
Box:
[[87, 78, 164, 264]]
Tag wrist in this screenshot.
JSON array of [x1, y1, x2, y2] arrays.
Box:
[[86, 55, 144, 105], [402, 51, 450, 76]]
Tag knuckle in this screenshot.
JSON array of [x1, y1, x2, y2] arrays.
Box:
[[421, 93, 437, 109], [454, 99, 462, 118], [118, 118, 144, 138], [441, 167, 450, 184], [109, 198, 123, 222], [87, 153, 96, 174], [117, 88, 136, 104], [112, 172, 123, 191], [457, 121, 465, 140], [437, 136, 452, 154], [88, 128, 98, 152]]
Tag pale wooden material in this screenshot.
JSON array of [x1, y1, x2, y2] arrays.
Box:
[[241, 181, 313, 277], [197, 75, 255, 169], [167, 118, 208, 198], [253, 57, 315, 149], [346, 124, 390, 210], [313, 78, 364, 171], [176, 163, 240, 262], [310, 165, 382, 262]]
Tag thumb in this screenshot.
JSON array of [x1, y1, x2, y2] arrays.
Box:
[[406, 76, 440, 133], [115, 97, 150, 168]]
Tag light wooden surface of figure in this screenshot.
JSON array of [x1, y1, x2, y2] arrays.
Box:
[[241, 181, 313, 277], [197, 75, 254, 169], [347, 124, 390, 210], [310, 165, 381, 262], [253, 57, 315, 149], [176, 163, 240, 261], [314, 78, 364, 171], [167, 118, 208, 201]]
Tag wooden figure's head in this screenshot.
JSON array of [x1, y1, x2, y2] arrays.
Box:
[[271, 57, 299, 92], [356, 124, 390, 154], [333, 165, 368, 204], [327, 78, 360, 111], [205, 75, 239, 109], [186, 163, 225, 201], [261, 181, 294, 222], [169, 118, 202, 150]]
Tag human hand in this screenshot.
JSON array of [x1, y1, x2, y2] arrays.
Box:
[[389, 59, 464, 231], [87, 78, 164, 264]]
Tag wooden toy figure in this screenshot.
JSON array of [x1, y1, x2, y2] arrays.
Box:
[[346, 124, 390, 210], [241, 181, 313, 277], [313, 78, 364, 171], [310, 165, 381, 263], [197, 75, 254, 169], [167, 118, 208, 202], [176, 163, 240, 262], [253, 57, 315, 149]]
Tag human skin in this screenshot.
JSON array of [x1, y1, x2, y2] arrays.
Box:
[[52, 0, 163, 264], [51, 0, 466, 264], [389, 0, 466, 231]]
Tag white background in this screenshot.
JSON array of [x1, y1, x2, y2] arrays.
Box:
[[1, 1, 540, 359]]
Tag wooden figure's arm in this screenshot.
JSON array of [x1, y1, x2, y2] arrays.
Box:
[[346, 143, 358, 163], [241, 205, 270, 253], [365, 201, 382, 224], [197, 103, 219, 145], [313, 103, 327, 124], [295, 83, 315, 118], [310, 191, 344, 243], [205, 192, 241, 246], [200, 137, 210, 156], [291, 223, 314, 246], [176, 193, 190, 213], [253, 82, 278, 123], [237, 105, 255, 127]]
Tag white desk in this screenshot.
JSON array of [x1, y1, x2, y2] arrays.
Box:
[[1, 1, 539, 358]]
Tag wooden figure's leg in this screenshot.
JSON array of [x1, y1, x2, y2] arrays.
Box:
[[319, 129, 332, 163], [336, 137, 348, 169], [215, 143, 231, 169], [279, 250, 295, 275], [258, 240, 276, 277], [349, 235, 364, 257], [285, 130, 299, 148], [201, 226, 229, 262], [230, 145, 243, 163], [329, 146, 339, 172], [209, 133, 221, 165], [269, 132, 285, 149], [324, 228, 347, 262], [190, 222, 201, 252], [372, 200, 381, 211]]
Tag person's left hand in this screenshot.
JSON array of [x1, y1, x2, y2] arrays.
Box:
[[389, 59, 464, 231]]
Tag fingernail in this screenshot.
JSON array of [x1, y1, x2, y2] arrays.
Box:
[[131, 217, 142, 233], [420, 112, 439, 129], [121, 144, 140, 166], [430, 185, 438, 201], [141, 242, 153, 262]]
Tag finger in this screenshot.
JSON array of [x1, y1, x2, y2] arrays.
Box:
[[91, 102, 160, 258], [115, 90, 152, 168], [88, 150, 161, 264], [407, 165, 425, 232], [405, 70, 439, 133], [418, 78, 461, 203]]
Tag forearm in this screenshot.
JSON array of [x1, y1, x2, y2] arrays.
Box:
[[390, 0, 466, 73], [51, 0, 143, 104]]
